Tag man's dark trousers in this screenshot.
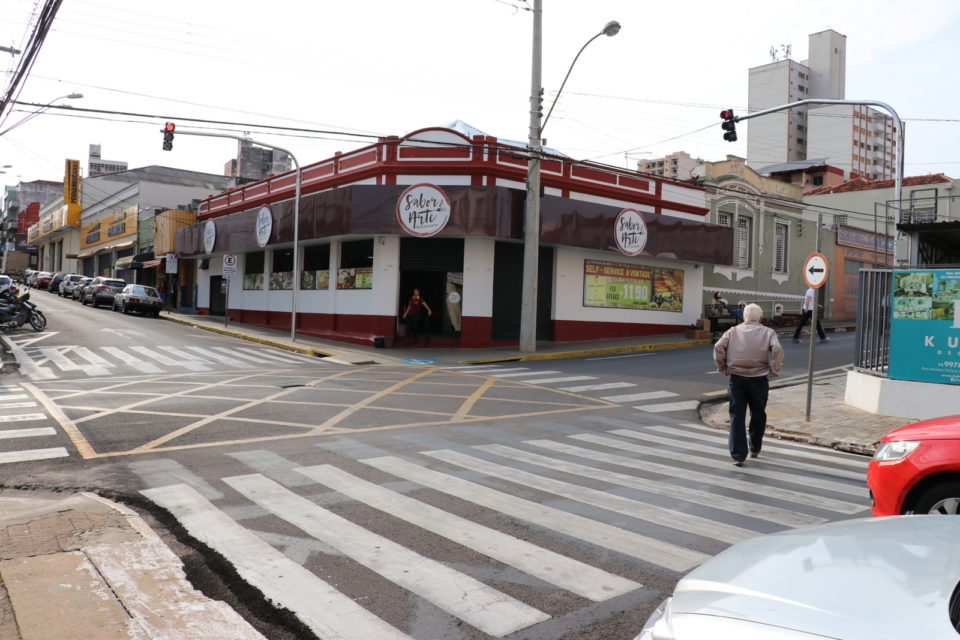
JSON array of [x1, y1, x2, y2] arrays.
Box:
[[728, 374, 770, 462], [792, 310, 826, 340]]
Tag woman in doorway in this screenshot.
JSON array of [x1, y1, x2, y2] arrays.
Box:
[[402, 288, 432, 345]]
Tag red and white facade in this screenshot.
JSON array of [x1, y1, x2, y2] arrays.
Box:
[[178, 126, 732, 347]]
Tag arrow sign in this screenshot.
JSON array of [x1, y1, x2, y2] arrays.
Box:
[[803, 253, 829, 289]]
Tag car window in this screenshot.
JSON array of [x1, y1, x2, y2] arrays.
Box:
[[103, 280, 125, 287], [131, 286, 158, 296]]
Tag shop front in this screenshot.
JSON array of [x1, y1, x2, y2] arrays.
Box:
[[77, 206, 138, 278]]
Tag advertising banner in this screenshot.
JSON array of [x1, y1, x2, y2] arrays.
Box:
[[889, 269, 960, 385], [583, 260, 684, 312]]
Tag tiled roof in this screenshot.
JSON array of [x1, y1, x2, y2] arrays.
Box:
[[805, 173, 954, 195]]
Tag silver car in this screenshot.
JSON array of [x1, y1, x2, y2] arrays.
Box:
[[637, 516, 960, 640]]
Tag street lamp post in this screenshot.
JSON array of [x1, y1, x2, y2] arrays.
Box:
[[520, 6, 619, 353], [0, 93, 82, 138]]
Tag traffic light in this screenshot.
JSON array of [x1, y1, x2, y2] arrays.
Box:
[[720, 109, 737, 142], [162, 122, 175, 151]]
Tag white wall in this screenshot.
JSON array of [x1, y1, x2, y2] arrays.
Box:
[[553, 247, 704, 327], [845, 370, 960, 421], [463, 238, 495, 317]]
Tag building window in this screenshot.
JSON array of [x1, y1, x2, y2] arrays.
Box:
[[301, 244, 331, 290], [270, 248, 294, 290], [338, 239, 374, 289], [774, 223, 788, 273], [812, 176, 824, 186], [717, 212, 731, 227], [243, 250, 265, 290], [736, 217, 752, 269]]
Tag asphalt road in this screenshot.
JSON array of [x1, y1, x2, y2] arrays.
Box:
[[0, 291, 868, 639]]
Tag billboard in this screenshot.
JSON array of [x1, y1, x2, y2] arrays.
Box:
[[583, 260, 684, 312], [889, 269, 960, 385]]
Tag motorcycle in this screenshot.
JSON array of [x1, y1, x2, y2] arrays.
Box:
[[0, 290, 46, 332]]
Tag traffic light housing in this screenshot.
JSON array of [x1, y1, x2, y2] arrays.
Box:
[[162, 122, 175, 151], [720, 109, 737, 142]]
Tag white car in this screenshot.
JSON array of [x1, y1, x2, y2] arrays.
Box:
[[637, 516, 960, 640], [0, 275, 12, 292]]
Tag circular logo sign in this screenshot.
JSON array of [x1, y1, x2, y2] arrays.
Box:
[[203, 220, 217, 254], [396, 184, 452, 237], [255, 206, 273, 247], [447, 291, 461, 304], [613, 208, 648, 256]]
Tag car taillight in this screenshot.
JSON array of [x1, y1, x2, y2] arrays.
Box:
[[98, 285, 109, 290], [129, 297, 140, 303]]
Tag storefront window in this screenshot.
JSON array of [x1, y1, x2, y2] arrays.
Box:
[[243, 251, 265, 290], [338, 239, 373, 289], [270, 248, 294, 290], [302, 244, 330, 290]]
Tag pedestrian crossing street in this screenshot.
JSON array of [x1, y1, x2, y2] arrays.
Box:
[[0, 383, 69, 465], [442, 364, 701, 413], [4, 340, 323, 381], [139, 421, 871, 640]]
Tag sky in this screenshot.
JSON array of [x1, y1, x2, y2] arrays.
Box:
[[2, 0, 959, 193]]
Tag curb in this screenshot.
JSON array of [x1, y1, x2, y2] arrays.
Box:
[[160, 314, 334, 358], [459, 339, 713, 365]]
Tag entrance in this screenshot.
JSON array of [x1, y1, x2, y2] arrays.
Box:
[[399, 238, 464, 340], [209, 275, 226, 315], [492, 241, 553, 341]]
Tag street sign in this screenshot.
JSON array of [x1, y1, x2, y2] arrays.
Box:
[[223, 254, 238, 277], [803, 252, 829, 289]]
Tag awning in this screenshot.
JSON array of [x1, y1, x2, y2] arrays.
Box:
[[76, 250, 96, 259], [115, 256, 136, 270], [141, 259, 162, 268]]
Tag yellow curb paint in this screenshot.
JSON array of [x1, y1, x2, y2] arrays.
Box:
[[159, 315, 333, 358], [459, 340, 711, 365]]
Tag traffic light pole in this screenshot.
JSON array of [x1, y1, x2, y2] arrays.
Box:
[[728, 98, 905, 221], [158, 127, 302, 342]]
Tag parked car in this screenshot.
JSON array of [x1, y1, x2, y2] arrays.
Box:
[[112, 284, 163, 316], [58, 274, 85, 298], [867, 414, 960, 515], [636, 516, 960, 640], [81, 277, 126, 308], [0, 275, 13, 293], [34, 271, 53, 289], [73, 277, 93, 301], [48, 272, 67, 293], [21, 269, 35, 286]]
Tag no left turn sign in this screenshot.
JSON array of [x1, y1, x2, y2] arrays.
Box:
[[803, 252, 829, 289]]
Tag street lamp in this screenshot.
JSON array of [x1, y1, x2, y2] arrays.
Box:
[[520, 6, 620, 353], [0, 93, 83, 138]]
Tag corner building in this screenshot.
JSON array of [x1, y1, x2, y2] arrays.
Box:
[[177, 126, 733, 347]]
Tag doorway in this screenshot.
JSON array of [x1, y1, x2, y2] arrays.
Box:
[[399, 238, 465, 339], [209, 275, 226, 315], [492, 241, 553, 341]]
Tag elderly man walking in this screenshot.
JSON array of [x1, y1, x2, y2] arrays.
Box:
[[713, 303, 784, 466]]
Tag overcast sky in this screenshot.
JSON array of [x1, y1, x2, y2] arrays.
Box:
[[2, 0, 959, 191]]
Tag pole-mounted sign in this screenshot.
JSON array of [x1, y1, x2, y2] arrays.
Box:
[[803, 252, 829, 289]]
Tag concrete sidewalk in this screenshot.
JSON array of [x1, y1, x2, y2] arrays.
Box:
[[2, 313, 901, 638]]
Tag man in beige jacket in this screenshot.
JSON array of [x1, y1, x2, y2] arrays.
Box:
[[713, 303, 784, 466]]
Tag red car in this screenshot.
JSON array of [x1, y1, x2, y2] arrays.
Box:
[[867, 414, 960, 515]]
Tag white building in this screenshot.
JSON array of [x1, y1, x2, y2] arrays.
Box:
[[637, 152, 702, 181], [747, 29, 897, 180]]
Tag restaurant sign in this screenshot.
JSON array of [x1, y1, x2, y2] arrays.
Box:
[[396, 184, 451, 237]]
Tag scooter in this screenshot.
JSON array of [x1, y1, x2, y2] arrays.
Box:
[[0, 290, 46, 331]]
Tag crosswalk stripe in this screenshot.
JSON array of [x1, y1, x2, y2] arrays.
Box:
[[0, 447, 68, 464], [101, 346, 165, 374], [209, 347, 277, 365], [0, 413, 47, 423], [486, 369, 546, 378], [0, 394, 30, 401], [637, 425, 867, 481], [677, 422, 869, 471], [40, 347, 111, 376], [160, 346, 216, 366], [522, 376, 597, 385], [607, 429, 865, 497], [140, 484, 412, 640], [477, 443, 824, 527], [422, 449, 759, 545], [634, 400, 700, 412], [224, 473, 550, 636], [4, 346, 55, 380], [553, 436, 866, 514], [362, 456, 709, 572], [0, 402, 37, 409], [131, 346, 212, 372], [183, 346, 255, 369], [600, 391, 677, 403], [0, 427, 56, 439], [0, 386, 24, 392], [234, 347, 311, 364], [557, 382, 636, 393], [295, 464, 640, 601], [72, 346, 116, 371]]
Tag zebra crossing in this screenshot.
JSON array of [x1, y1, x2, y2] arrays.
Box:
[[139, 422, 871, 639], [442, 364, 698, 412], [4, 341, 323, 381], [0, 384, 69, 465]]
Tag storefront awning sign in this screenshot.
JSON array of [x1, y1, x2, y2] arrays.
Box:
[[396, 183, 451, 237], [203, 220, 217, 254], [614, 208, 648, 256], [256, 206, 272, 247]]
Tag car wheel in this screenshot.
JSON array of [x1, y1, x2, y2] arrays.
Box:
[[913, 482, 960, 515], [81, 295, 88, 306], [121, 302, 130, 315]]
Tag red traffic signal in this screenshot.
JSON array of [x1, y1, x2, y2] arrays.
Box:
[[162, 122, 175, 151], [720, 109, 737, 142]]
